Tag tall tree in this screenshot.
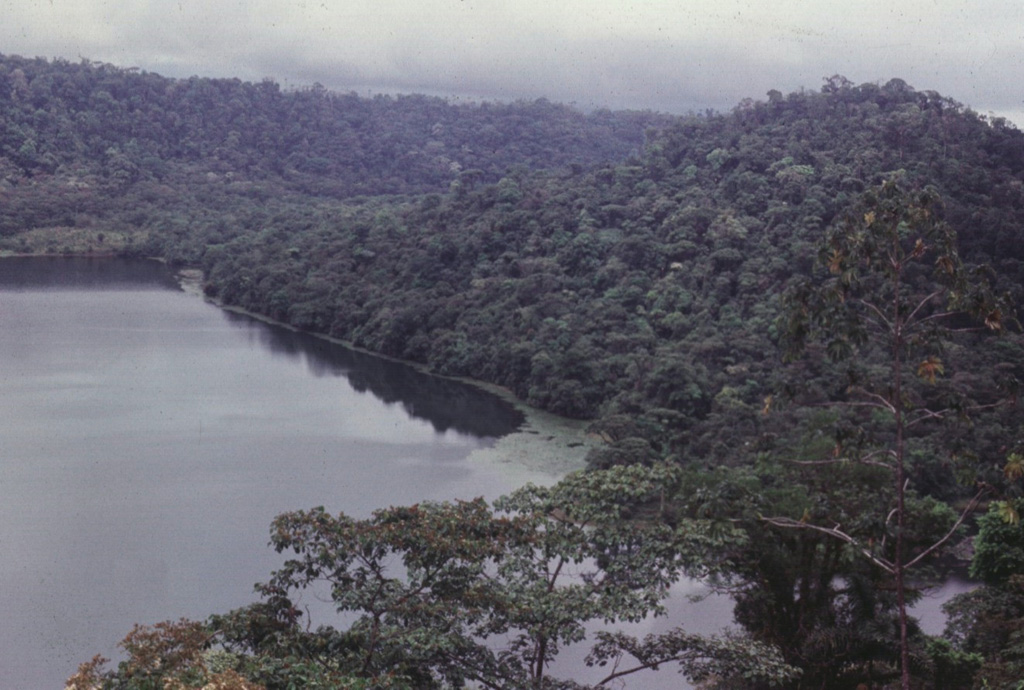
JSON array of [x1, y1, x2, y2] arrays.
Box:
[[767, 175, 1017, 689], [675, 462, 907, 688]]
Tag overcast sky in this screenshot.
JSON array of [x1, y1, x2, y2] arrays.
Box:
[[2, 0, 1023, 123]]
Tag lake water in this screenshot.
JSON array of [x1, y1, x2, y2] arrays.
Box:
[[0, 257, 969, 689], [0, 257, 585, 689]]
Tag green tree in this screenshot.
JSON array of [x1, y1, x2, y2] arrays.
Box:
[[943, 499, 1024, 689], [971, 494, 1024, 586], [65, 619, 265, 690], [214, 464, 797, 689], [767, 175, 1016, 689]]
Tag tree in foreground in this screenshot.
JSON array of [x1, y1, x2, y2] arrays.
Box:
[[680, 461, 917, 688], [941, 497, 1024, 689], [71, 464, 798, 689], [65, 619, 262, 690], [766, 175, 1018, 689]]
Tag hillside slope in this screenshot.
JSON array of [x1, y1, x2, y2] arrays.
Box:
[[188, 78, 1024, 465], [2, 62, 1022, 471], [0, 54, 670, 230]]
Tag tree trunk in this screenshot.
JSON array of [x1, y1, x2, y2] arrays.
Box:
[[892, 252, 911, 690]]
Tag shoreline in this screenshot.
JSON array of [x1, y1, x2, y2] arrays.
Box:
[[177, 266, 596, 483], [0, 251, 597, 481]]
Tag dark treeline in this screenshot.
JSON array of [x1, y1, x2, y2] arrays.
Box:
[[0, 54, 669, 207], [5, 58, 1024, 689]]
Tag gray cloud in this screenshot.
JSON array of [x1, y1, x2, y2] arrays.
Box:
[[2, 0, 1023, 122]]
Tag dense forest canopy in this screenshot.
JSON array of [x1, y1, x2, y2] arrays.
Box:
[[0, 54, 671, 199], [4, 56, 1023, 688]]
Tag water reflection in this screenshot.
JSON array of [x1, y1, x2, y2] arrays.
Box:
[[0, 257, 548, 690], [220, 310, 524, 438], [0, 256, 525, 438]]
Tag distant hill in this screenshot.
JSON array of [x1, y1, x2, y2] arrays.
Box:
[[186, 75, 1024, 470], [0, 54, 671, 208], [1, 59, 1022, 473]]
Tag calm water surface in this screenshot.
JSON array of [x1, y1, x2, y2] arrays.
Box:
[[0, 258, 968, 689], [0, 257, 555, 689]]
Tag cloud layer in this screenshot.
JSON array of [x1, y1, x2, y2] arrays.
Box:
[[2, 0, 1022, 120]]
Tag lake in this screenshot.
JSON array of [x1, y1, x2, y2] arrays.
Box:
[[0, 257, 968, 689], [0, 257, 590, 689]]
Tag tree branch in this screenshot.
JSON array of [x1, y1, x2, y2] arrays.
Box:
[[846, 387, 898, 413], [854, 298, 893, 332], [761, 516, 895, 573], [786, 454, 893, 471], [905, 408, 948, 428], [904, 487, 989, 570], [861, 448, 897, 468], [904, 290, 944, 329], [907, 400, 1009, 429], [596, 658, 674, 686]]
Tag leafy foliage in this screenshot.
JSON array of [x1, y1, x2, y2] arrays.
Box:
[[942, 501, 1024, 689], [64, 619, 265, 690], [211, 464, 796, 689], [4, 61, 1023, 466], [0, 55, 666, 201], [73, 467, 797, 690], [672, 460, 919, 688], [970, 498, 1024, 587], [765, 176, 1017, 689]]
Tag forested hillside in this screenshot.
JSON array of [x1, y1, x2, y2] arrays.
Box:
[[0, 54, 668, 212], [159, 77, 1024, 462], [5, 58, 1024, 688], [3, 59, 1023, 465]]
